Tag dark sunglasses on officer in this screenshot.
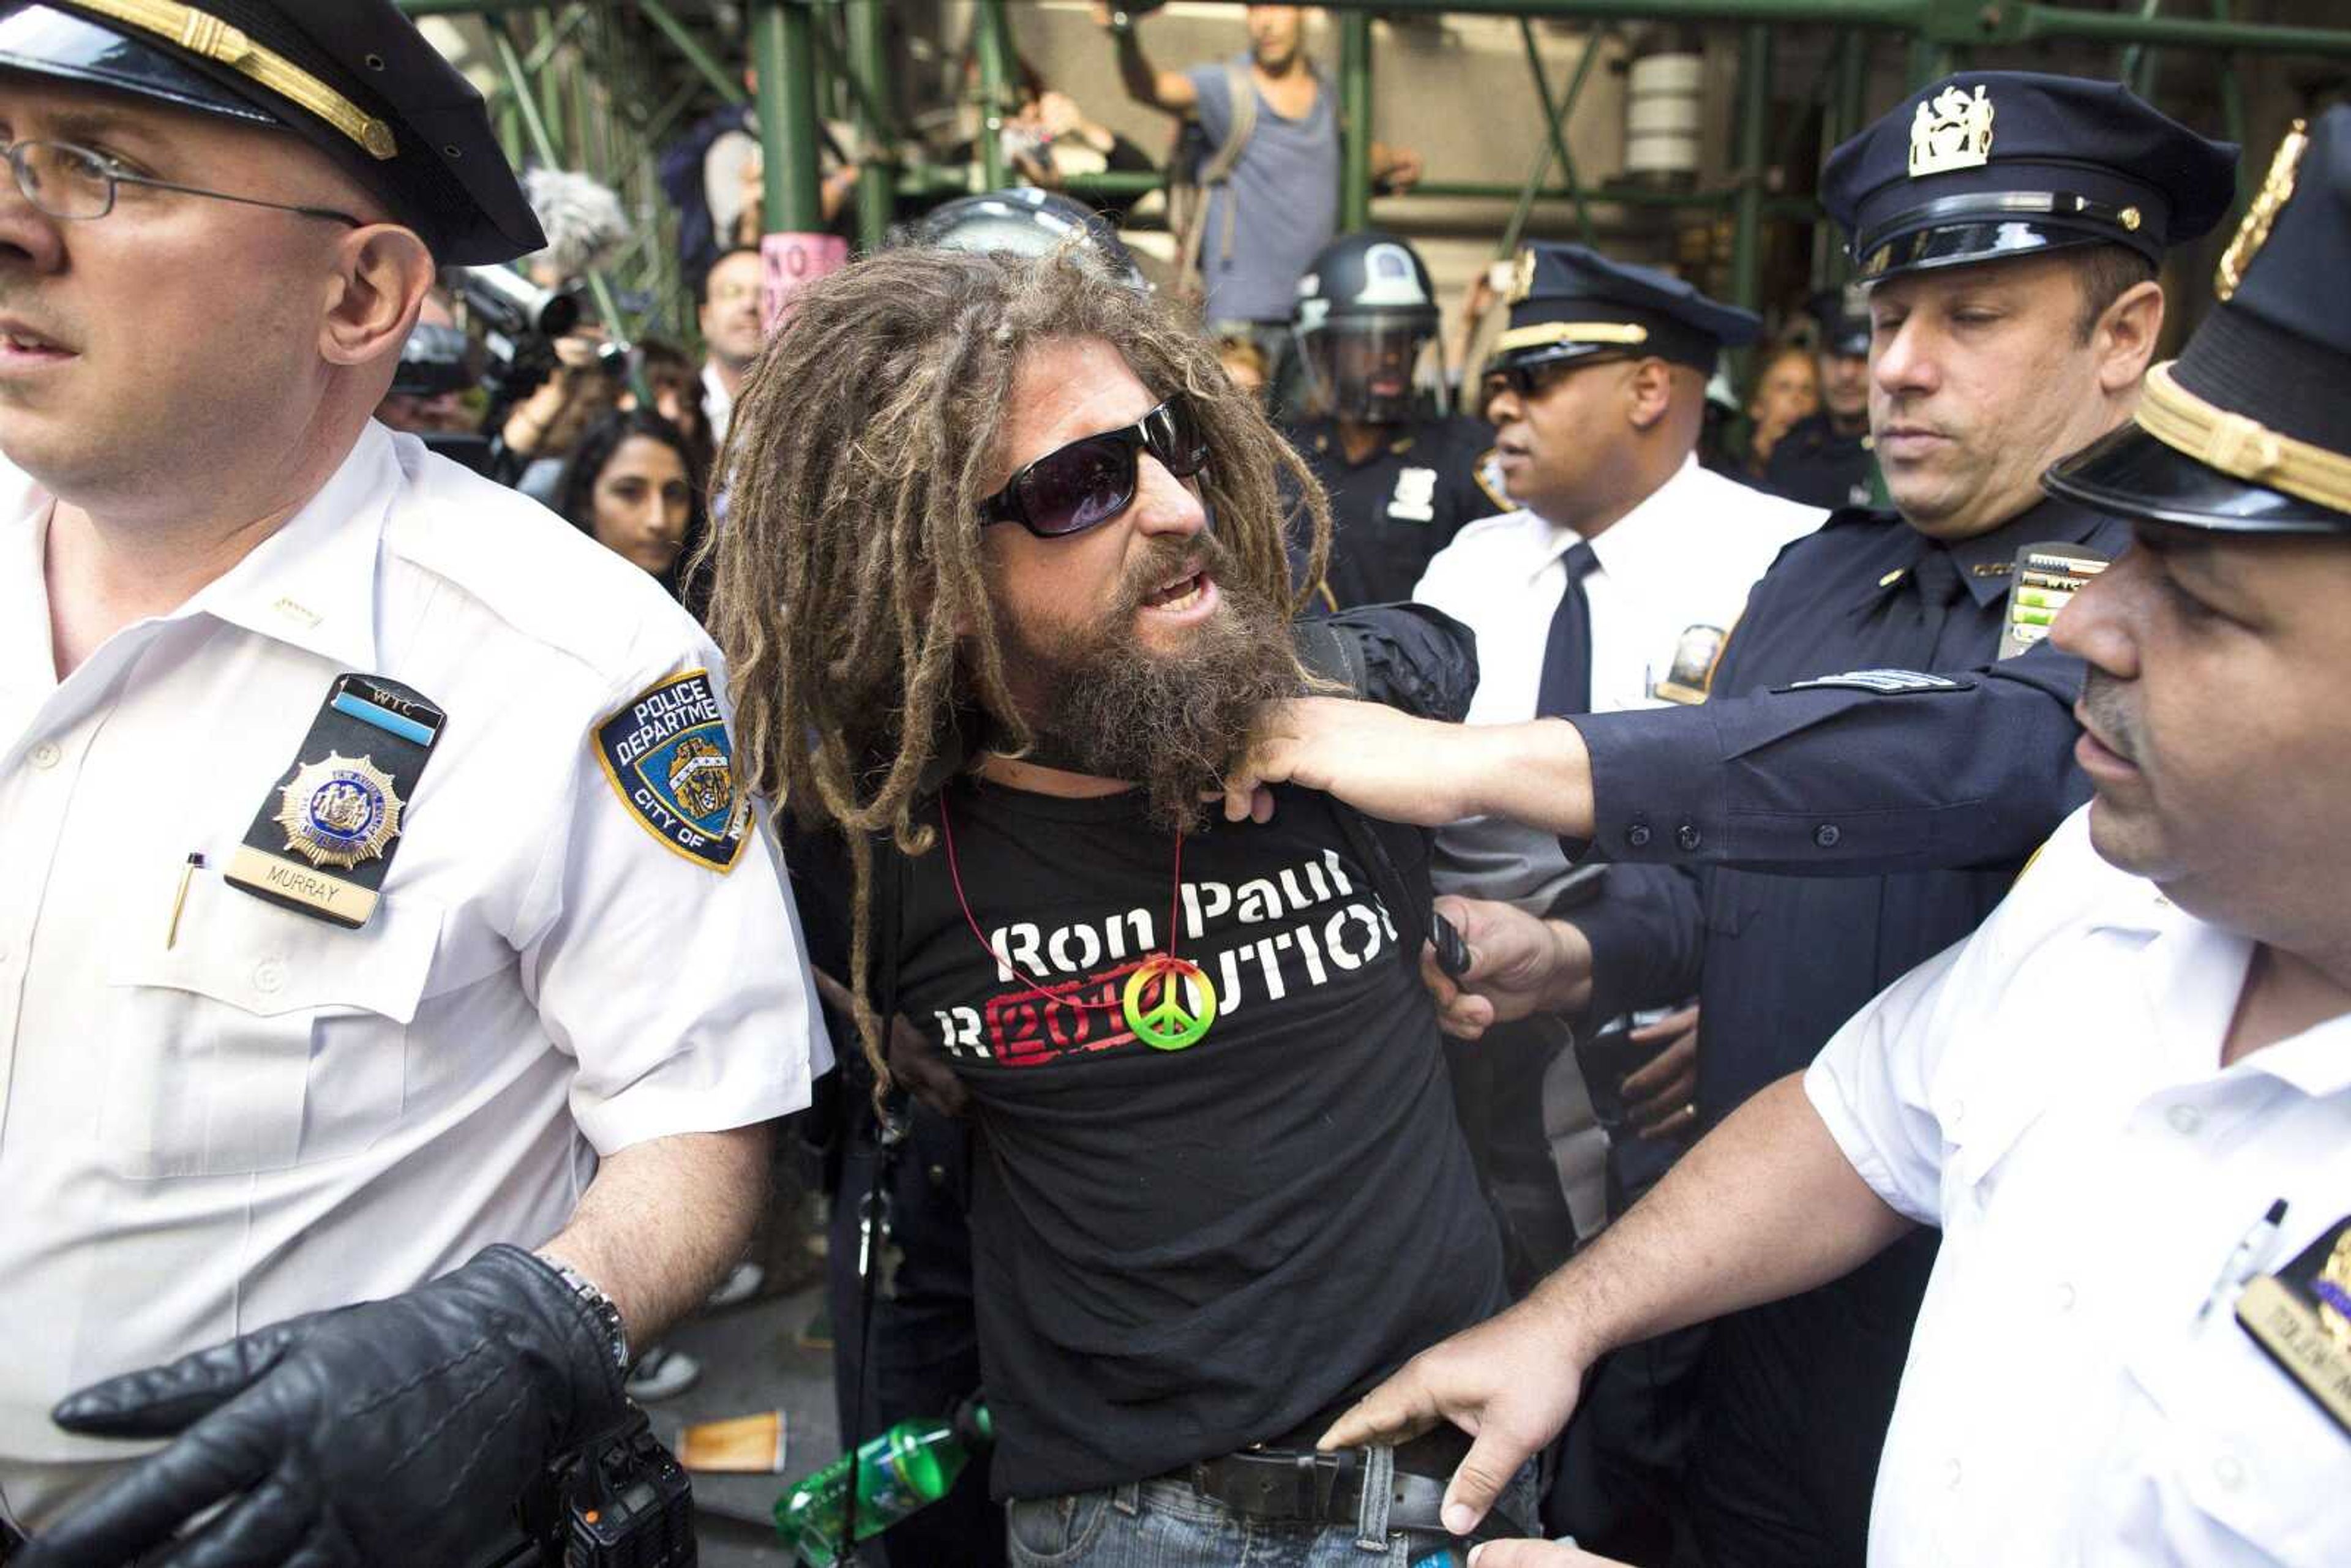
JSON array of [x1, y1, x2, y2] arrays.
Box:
[[1479, 351, 1632, 420], [980, 395, 1211, 539]]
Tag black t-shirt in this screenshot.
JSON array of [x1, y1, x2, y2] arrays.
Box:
[[893, 778, 1504, 1498]]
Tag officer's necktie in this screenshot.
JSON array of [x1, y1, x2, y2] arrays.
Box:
[[1910, 547, 1967, 664], [1534, 541, 1602, 717]]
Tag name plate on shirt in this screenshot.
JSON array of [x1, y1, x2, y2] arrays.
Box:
[[1998, 543, 2112, 660], [2236, 1215, 2351, 1438], [223, 674, 447, 930]]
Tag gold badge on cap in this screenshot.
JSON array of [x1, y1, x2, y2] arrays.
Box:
[[2217, 119, 2309, 302], [1507, 247, 1539, 306], [273, 752, 405, 871], [1909, 84, 1995, 178]]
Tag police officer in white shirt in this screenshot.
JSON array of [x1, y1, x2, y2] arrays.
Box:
[[1412, 240, 1817, 1548], [1316, 107, 2351, 1568], [0, 5, 821, 1564], [1416, 242, 1820, 1254]]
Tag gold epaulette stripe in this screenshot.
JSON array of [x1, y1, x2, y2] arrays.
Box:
[[1494, 321, 1650, 354], [73, 0, 396, 159], [2139, 362, 2351, 517]]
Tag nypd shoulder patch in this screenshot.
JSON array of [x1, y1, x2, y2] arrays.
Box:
[[593, 669, 751, 873], [1777, 669, 1974, 696]]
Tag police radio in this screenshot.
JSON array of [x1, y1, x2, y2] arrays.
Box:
[[476, 1406, 696, 1568]]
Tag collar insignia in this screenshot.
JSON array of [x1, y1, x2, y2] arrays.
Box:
[[1909, 84, 1995, 178]]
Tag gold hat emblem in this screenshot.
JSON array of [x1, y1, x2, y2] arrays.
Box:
[[2216, 120, 2309, 303], [1909, 84, 1995, 178], [1506, 247, 1539, 306], [274, 753, 403, 871]]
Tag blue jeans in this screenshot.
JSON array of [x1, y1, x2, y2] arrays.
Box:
[[1005, 1465, 1541, 1568]]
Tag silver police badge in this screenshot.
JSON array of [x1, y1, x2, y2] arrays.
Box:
[[273, 752, 405, 871]]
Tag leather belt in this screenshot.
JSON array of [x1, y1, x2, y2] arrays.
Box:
[[1172, 1419, 1531, 1545]]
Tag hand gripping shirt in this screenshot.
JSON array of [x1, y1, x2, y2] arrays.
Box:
[[0, 423, 823, 1527], [1806, 806, 2351, 1567]]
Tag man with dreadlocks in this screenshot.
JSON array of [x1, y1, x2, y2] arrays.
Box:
[[708, 243, 1529, 1564]]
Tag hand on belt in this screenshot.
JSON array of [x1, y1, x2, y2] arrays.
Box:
[[1179, 1424, 1531, 1544]]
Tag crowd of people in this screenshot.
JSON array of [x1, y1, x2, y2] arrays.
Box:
[[1, 4, 2345, 1568]]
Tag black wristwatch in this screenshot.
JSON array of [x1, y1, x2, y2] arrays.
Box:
[[548, 1259, 631, 1375]]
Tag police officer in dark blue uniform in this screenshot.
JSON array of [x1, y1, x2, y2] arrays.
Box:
[[1226, 72, 2238, 1568], [1761, 285, 1878, 510], [1286, 231, 1507, 610]]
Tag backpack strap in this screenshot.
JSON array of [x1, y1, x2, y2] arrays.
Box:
[[1177, 61, 1260, 291]]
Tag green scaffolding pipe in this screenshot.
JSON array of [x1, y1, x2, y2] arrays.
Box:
[[1821, 29, 1870, 287], [972, 0, 1011, 192], [398, 1, 2351, 61], [1515, 18, 1599, 247], [1730, 23, 1770, 318], [485, 15, 639, 378], [638, 0, 747, 107], [849, 0, 896, 250], [754, 0, 824, 232], [2015, 4, 2351, 56], [2118, 0, 2164, 96], [1340, 12, 1374, 230]]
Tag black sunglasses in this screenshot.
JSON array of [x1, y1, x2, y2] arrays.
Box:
[[981, 396, 1211, 538], [1479, 352, 1629, 413]]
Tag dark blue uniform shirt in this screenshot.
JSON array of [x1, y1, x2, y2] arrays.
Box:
[[1763, 411, 1878, 511], [1287, 413, 1507, 611], [1562, 492, 2129, 1120]]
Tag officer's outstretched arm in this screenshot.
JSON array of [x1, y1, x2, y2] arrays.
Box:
[[1226, 699, 1595, 836], [1318, 1075, 1910, 1536]]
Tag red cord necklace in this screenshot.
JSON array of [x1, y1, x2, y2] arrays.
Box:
[[937, 789, 1219, 1049]]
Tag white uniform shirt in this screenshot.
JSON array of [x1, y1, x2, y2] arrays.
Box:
[[702, 359, 737, 449], [0, 424, 825, 1526], [1807, 806, 2350, 1567], [1414, 456, 1820, 1231]]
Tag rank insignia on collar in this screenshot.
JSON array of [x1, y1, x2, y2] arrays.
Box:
[[1910, 83, 1995, 178], [2000, 542, 2111, 659], [594, 669, 750, 874], [2237, 1214, 2351, 1437], [225, 674, 446, 929]]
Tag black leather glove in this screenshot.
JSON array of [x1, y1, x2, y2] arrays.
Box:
[[20, 1245, 624, 1568]]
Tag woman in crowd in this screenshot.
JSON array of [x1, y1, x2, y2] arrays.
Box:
[[555, 409, 708, 608], [1738, 340, 1820, 480]]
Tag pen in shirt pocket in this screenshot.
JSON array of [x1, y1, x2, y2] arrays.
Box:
[[2196, 1198, 2287, 1322], [165, 851, 204, 950]]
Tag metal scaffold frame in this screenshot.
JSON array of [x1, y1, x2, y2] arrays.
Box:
[[398, 0, 2351, 346]]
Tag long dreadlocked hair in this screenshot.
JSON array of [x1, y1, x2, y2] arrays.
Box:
[[700, 242, 1332, 1098]]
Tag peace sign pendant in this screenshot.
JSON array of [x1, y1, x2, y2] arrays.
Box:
[[1122, 955, 1218, 1051]]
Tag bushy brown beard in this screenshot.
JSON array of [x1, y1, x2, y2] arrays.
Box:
[[1000, 527, 1298, 831]]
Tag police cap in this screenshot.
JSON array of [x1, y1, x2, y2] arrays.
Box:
[[1490, 241, 1757, 377], [0, 1, 542, 264], [1807, 283, 1870, 359], [1823, 71, 2236, 284], [2046, 108, 2351, 535]]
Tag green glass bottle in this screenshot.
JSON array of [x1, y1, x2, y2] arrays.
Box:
[[776, 1400, 994, 1567]]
